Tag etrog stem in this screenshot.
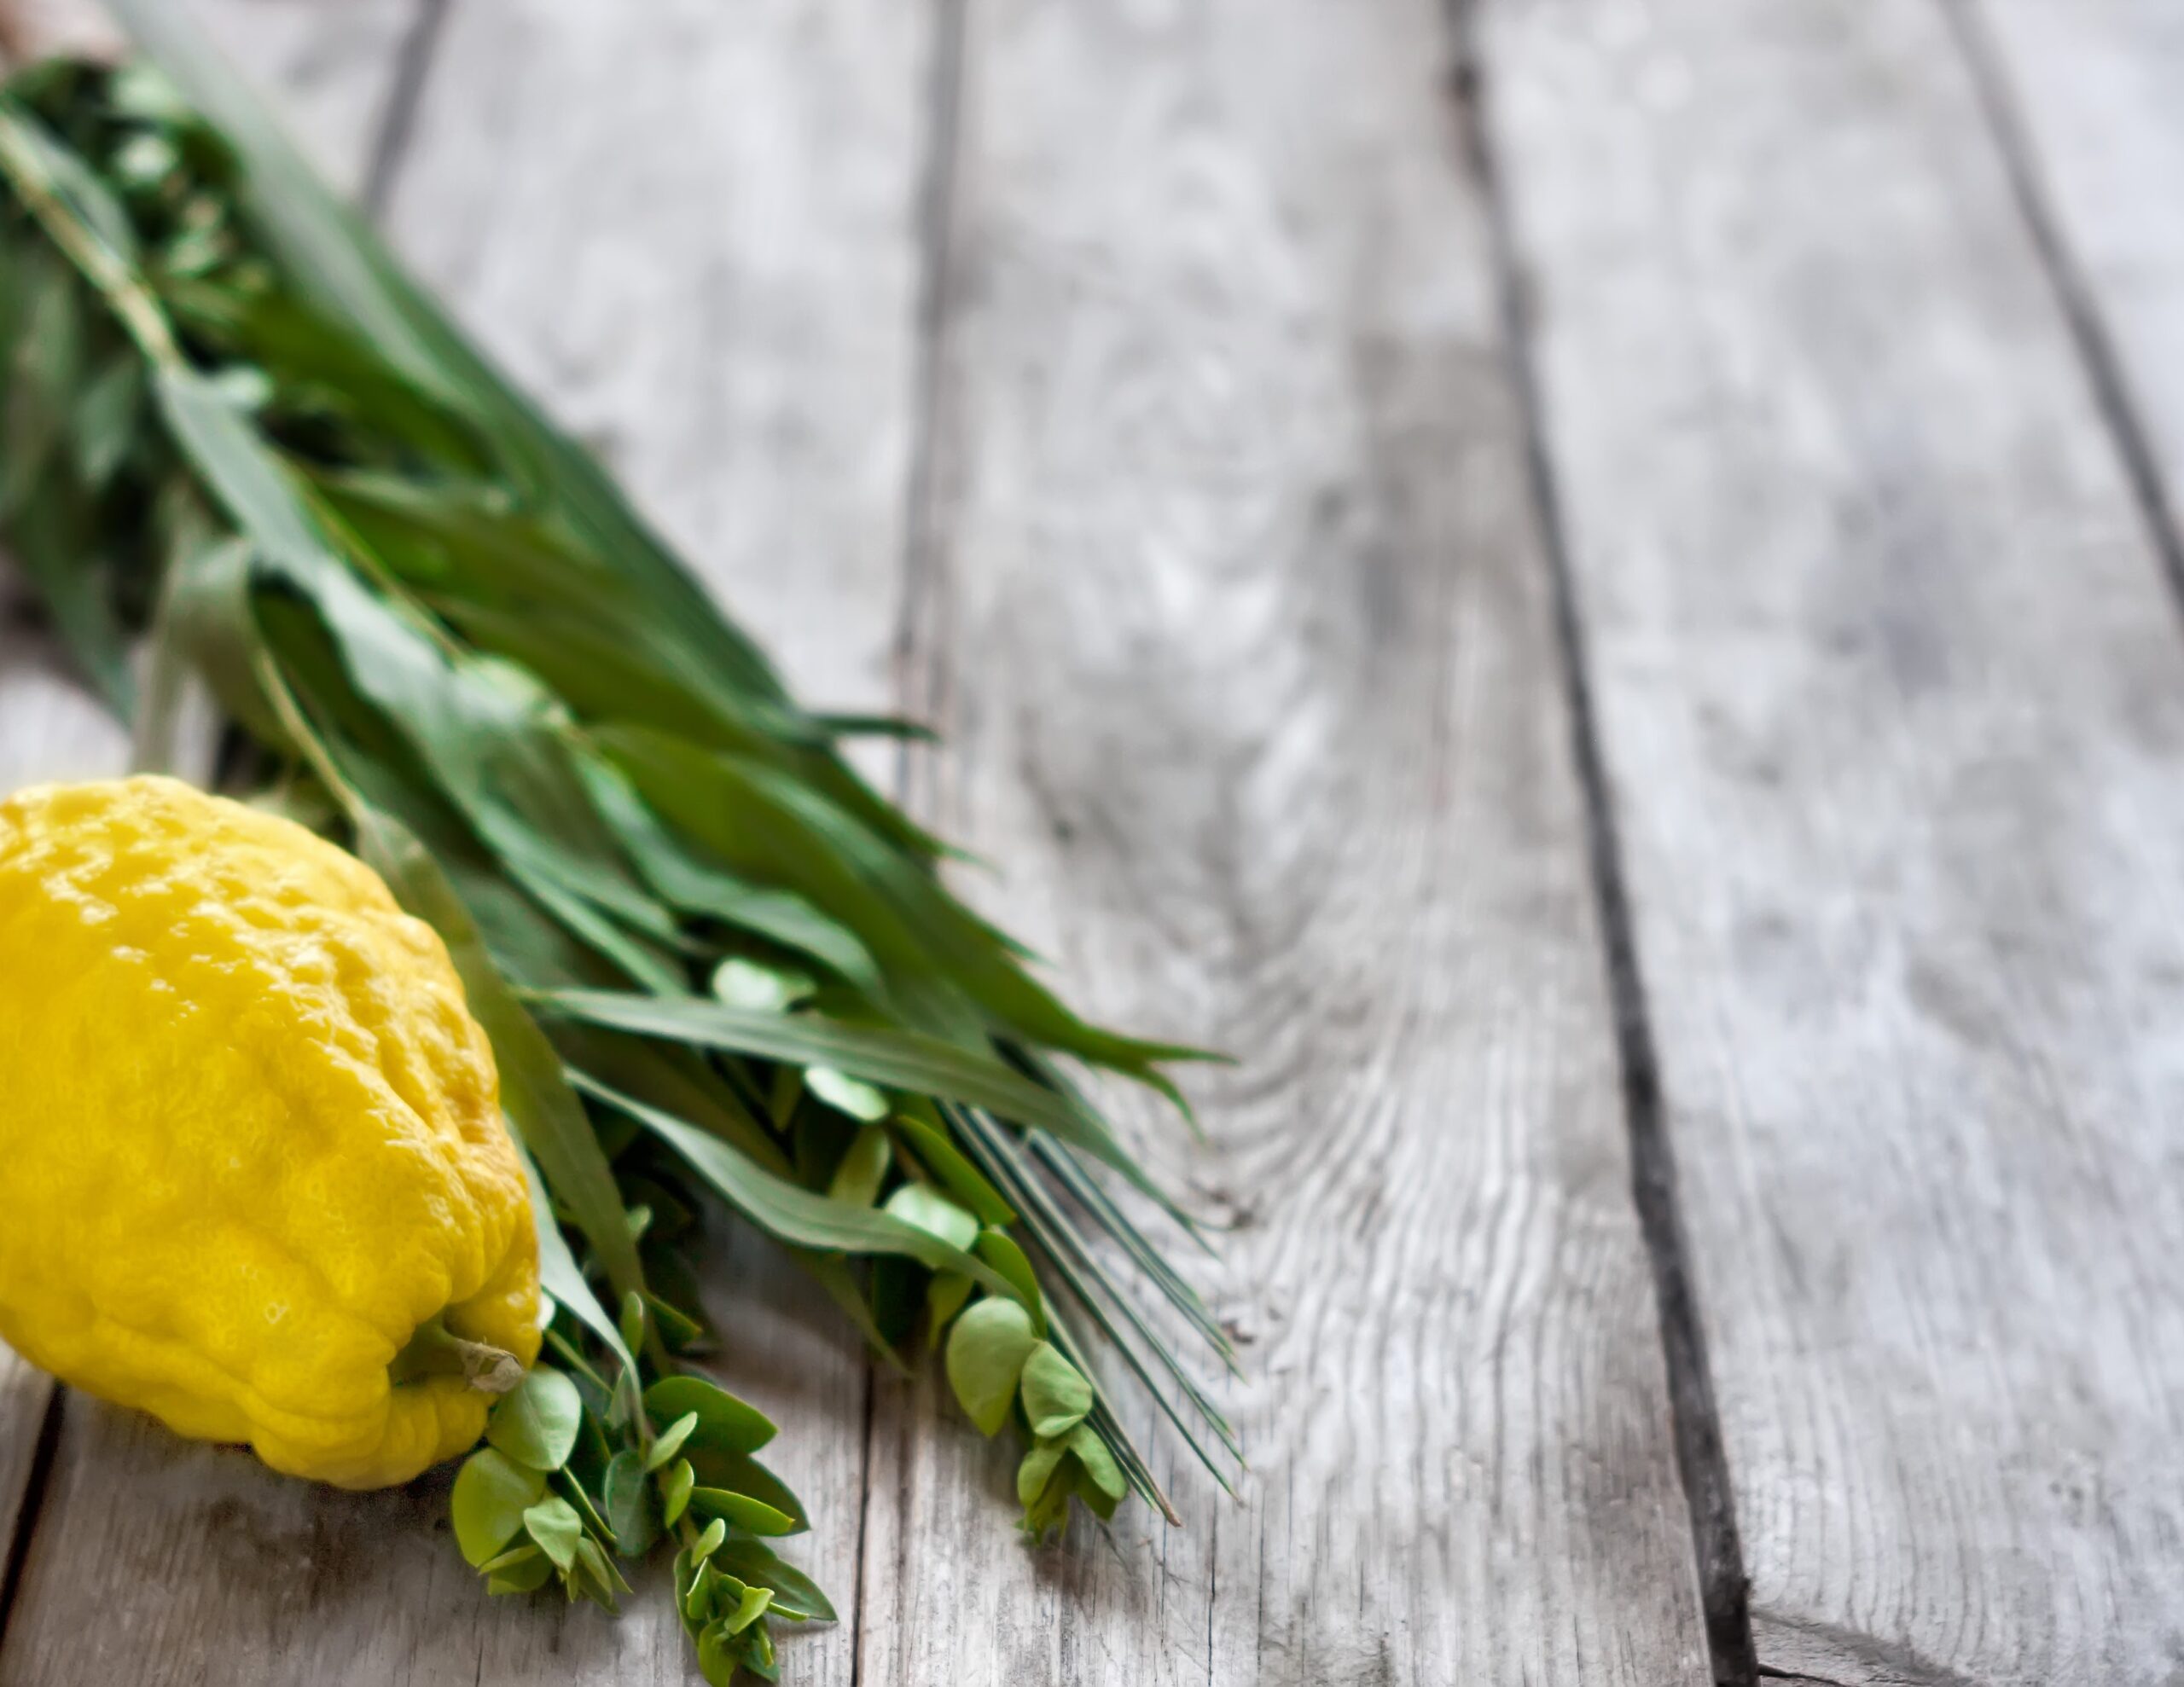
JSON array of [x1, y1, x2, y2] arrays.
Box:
[[390, 1317, 524, 1394]]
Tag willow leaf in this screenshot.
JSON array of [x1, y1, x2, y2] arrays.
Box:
[[539, 988, 1165, 1203], [516, 1134, 638, 1396], [601, 727, 1205, 1083], [570, 1071, 1026, 1309]]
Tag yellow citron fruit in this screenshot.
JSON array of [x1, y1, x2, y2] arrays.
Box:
[[0, 775, 542, 1489]]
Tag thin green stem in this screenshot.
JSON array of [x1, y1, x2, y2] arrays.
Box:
[[0, 101, 182, 366]]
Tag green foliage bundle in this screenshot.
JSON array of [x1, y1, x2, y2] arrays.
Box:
[[0, 9, 1234, 1680]]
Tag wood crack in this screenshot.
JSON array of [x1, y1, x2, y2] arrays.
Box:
[[362, 0, 454, 218], [1439, 3, 1758, 1683], [1937, 0, 2184, 621], [891, 0, 970, 777], [0, 1384, 63, 1654], [858, 4, 971, 1682]]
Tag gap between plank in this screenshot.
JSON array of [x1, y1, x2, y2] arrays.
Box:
[[361, 0, 453, 218], [0, 1387, 64, 1654], [854, 2, 970, 1682], [1438, 5, 1759, 1682], [0, 0, 459, 1656], [889, 0, 968, 768], [1935, 0, 2184, 622]]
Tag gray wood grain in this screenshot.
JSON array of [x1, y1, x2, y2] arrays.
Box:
[[1476, 0, 2184, 1681], [382, 0, 930, 730], [0, 13, 132, 1562], [0, 1, 932, 1682], [0, 1342, 50, 1587], [0, 0, 423, 1653], [0, 0, 180, 1608], [855, 2, 1713, 1683], [1966, 0, 2184, 554], [194, 0, 427, 194], [375, 0, 938, 1678], [0, 623, 128, 1562]]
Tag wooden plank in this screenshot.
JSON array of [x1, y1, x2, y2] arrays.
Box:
[[0, 0, 131, 1586], [375, 1, 936, 1679], [0, 0, 934, 1682], [1965, 0, 2184, 554], [0, 627, 127, 1567], [195, 0, 430, 196], [379, 0, 928, 728], [0, 1, 439, 1678], [0, 0, 371, 1615], [1475, 1, 2184, 1681], [855, 2, 1713, 1683]]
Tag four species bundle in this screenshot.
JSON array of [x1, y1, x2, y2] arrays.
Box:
[[0, 8, 1234, 1681]]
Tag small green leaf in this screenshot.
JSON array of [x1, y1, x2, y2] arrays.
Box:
[[555, 1469, 617, 1547], [687, 1449, 810, 1533], [687, 1561, 722, 1622], [521, 1495, 584, 1572], [451, 1447, 546, 1567], [688, 1487, 798, 1536], [645, 1289, 711, 1354], [693, 1516, 728, 1563], [826, 1123, 892, 1208], [574, 1534, 628, 1607], [747, 1619, 779, 1680], [696, 1622, 741, 1687], [644, 1375, 778, 1456], [712, 1539, 837, 1624], [945, 1296, 1039, 1436], [926, 1271, 974, 1346], [485, 1551, 555, 1597], [1069, 1423, 1127, 1501], [478, 1543, 544, 1576], [1019, 1454, 1074, 1540], [724, 1583, 775, 1635], [601, 1449, 657, 1557], [70, 351, 141, 489], [619, 1288, 648, 1355], [884, 1181, 979, 1253], [806, 1064, 889, 1122], [111, 130, 177, 186], [712, 956, 816, 1012], [672, 1545, 698, 1620], [661, 1457, 696, 1527], [894, 1114, 1015, 1226], [578, 1073, 1021, 1302], [487, 1365, 584, 1471], [974, 1229, 1046, 1336], [647, 1410, 701, 1473], [1017, 1439, 1068, 1510], [1073, 1462, 1122, 1522], [1019, 1342, 1093, 1439]]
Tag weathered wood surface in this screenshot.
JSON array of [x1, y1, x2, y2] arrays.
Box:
[[385, 0, 929, 731], [1966, 0, 2184, 559], [0, 0, 931, 1683], [373, 0, 935, 1679], [0, 624, 125, 1562], [0, 0, 421, 1618], [15, 0, 2184, 1683], [0, 0, 125, 1573], [856, 1, 1711, 1682], [0, 0, 1728, 1681], [1476, 0, 2184, 1682]]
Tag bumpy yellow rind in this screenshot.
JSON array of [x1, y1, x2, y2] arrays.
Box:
[[0, 776, 541, 1489]]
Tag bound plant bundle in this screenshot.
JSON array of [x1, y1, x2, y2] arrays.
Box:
[[0, 8, 1234, 1681]]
